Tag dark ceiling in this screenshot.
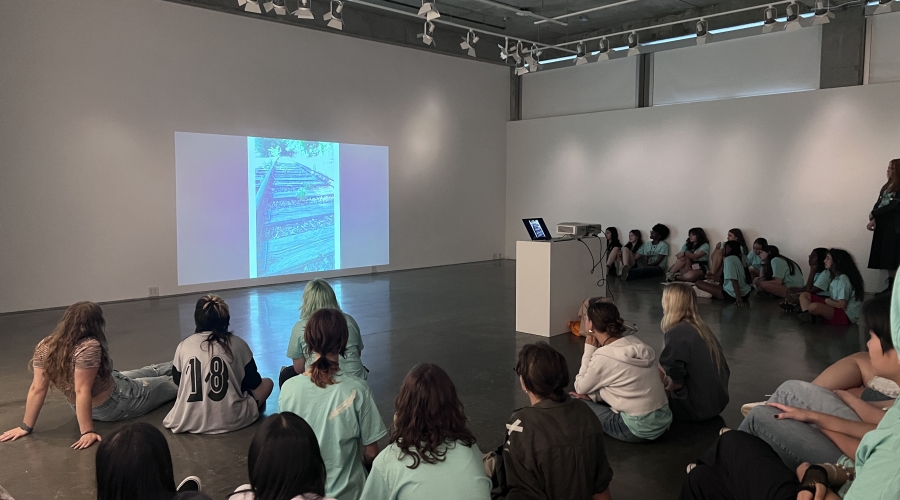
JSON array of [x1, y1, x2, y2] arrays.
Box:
[[168, 0, 816, 63]]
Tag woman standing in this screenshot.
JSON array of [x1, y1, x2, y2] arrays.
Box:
[[659, 284, 730, 421], [0, 302, 177, 450], [360, 364, 490, 500], [867, 159, 900, 295]]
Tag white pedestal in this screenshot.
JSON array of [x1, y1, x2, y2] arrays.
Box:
[[515, 237, 607, 337]]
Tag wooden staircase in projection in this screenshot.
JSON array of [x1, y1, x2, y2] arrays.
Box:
[[256, 158, 335, 277]]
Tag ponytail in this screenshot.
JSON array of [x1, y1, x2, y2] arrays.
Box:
[[194, 295, 234, 359], [304, 309, 349, 388]]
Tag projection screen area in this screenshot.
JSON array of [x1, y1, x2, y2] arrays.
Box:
[[175, 132, 389, 286]]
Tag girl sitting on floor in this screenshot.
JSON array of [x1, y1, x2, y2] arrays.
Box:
[[361, 364, 490, 500], [164, 295, 273, 434], [797, 249, 865, 325], [667, 228, 711, 283], [694, 241, 752, 305], [623, 224, 670, 281], [659, 284, 730, 422], [230, 413, 336, 500], [279, 308, 387, 500], [705, 228, 750, 282], [781, 248, 831, 313], [572, 301, 672, 442], [748, 237, 768, 281], [754, 245, 804, 299], [0, 302, 177, 450], [603, 227, 624, 277]]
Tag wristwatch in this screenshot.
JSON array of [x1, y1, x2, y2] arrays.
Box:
[[20, 423, 34, 434]]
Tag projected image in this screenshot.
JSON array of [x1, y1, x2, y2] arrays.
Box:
[[175, 132, 389, 287], [249, 138, 339, 278]]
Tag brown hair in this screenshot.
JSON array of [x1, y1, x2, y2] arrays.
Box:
[[194, 294, 233, 359], [303, 308, 348, 388], [586, 301, 628, 338], [883, 159, 900, 194], [390, 364, 477, 469], [38, 302, 112, 394], [515, 342, 569, 403]]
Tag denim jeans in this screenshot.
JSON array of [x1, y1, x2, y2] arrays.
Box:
[[625, 265, 664, 281], [738, 380, 860, 470], [82, 362, 178, 422], [582, 400, 650, 443]]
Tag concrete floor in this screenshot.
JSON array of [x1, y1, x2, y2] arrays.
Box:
[[0, 260, 865, 499]]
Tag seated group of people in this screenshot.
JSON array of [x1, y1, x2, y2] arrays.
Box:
[[604, 225, 867, 325]]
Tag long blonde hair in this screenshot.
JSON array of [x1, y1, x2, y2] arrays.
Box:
[[661, 285, 725, 374], [38, 302, 112, 393], [299, 279, 341, 320]]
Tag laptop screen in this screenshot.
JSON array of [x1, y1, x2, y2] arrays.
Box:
[[522, 218, 552, 241]]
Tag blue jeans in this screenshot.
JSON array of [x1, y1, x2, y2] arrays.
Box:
[[82, 362, 178, 422], [582, 400, 650, 443], [625, 265, 664, 281], [738, 380, 860, 470]]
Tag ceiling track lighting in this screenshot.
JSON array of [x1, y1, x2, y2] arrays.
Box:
[[574, 41, 588, 66], [264, 0, 287, 14], [696, 19, 709, 44], [417, 21, 436, 46], [323, 0, 343, 29], [418, 0, 440, 21], [626, 32, 641, 56], [873, 0, 898, 14], [515, 60, 528, 76], [761, 5, 783, 33], [499, 37, 510, 60], [512, 41, 524, 63], [524, 43, 541, 72], [293, 0, 315, 19], [595, 38, 610, 61], [784, 1, 804, 31], [460, 29, 478, 57], [239, 0, 263, 14], [811, 0, 833, 25]]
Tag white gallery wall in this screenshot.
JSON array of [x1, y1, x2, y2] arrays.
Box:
[[0, 0, 509, 313], [522, 57, 639, 119], [869, 11, 900, 84], [506, 81, 900, 291]]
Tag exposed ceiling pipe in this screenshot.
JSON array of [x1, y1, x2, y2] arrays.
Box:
[[533, 0, 641, 25], [555, 0, 796, 47], [346, 0, 578, 52], [465, 0, 569, 26]]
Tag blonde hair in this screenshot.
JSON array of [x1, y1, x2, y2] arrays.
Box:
[[300, 279, 341, 320], [38, 302, 112, 394], [661, 284, 725, 374]]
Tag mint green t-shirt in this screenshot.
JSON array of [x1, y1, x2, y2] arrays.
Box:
[[680, 242, 710, 262], [279, 372, 387, 500], [812, 271, 832, 297], [844, 397, 900, 499], [722, 255, 750, 298], [621, 404, 672, 440], [638, 241, 669, 269], [829, 274, 862, 324], [747, 251, 762, 270], [287, 313, 367, 380], [771, 258, 804, 288], [360, 441, 491, 500]]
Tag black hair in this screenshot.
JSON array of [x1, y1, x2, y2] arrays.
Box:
[[723, 240, 752, 283], [96, 423, 177, 500], [515, 342, 569, 403], [652, 223, 670, 240], [828, 249, 866, 302], [728, 228, 749, 256], [861, 296, 894, 353], [762, 245, 800, 280], [605, 227, 622, 251], [686, 228, 709, 252], [194, 294, 234, 359], [626, 229, 643, 252], [811, 247, 829, 269], [753, 237, 768, 247], [241, 413, 327, 500]]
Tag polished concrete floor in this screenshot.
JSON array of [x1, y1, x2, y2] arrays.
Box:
[[0, 261, 865, 499]]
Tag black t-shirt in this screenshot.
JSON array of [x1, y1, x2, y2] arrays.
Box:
[[501, 398, 613, 500], [660, 322, 730, 422]]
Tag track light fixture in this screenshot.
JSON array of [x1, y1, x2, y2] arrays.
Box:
[[762, 5, 782, 33], [263, 0, 286, 13], [696, 19, 709, 45], [512, 41, 524, 63], [811, 0, 833, 25], [323, 0, 343, 29], [417, 21, 436, 46], [499, 37, 511, 60], [515, 60, 528, 76], [574, 42, 588, 65], [596, 38, 610, 61], [785, 2, 803, 31], [626, 32, 641, 56], [293, 0, 315, 19], [239, 0, 263, 13], [460, 29, 478, 57], [418, 0, 441, 21], [873, 0, 898, 14], [524, 44, 541, 72]]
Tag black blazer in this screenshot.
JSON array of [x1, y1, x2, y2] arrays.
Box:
[[872, 191, 900, 234]]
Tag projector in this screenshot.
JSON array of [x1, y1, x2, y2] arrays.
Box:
[[557, 222, 602, 237]]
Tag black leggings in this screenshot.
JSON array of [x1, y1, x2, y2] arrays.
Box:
[[680, 431, 800, 500]]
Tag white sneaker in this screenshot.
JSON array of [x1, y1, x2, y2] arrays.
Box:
[[740, 402, 767, 417], [693, 286, 713, 299], [177, 476, 202, 492], [686, 463, 697, 474], [718, 427, 732, 436]]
